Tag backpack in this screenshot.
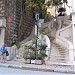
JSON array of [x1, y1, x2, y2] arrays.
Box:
[[6, 50, 9, 56]]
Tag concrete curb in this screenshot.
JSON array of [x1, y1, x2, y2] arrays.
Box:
[[0, 63, 75, 74]]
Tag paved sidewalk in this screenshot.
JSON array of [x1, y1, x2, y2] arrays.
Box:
[[0, 60, 75, 74]]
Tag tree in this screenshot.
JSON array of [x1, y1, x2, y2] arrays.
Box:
[[50, 0, 67, 6], [46, 0, 68, 16], [25, 0, 49, 19]]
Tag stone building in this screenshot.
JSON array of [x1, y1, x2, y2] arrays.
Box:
[[0, 0, 35, 46]]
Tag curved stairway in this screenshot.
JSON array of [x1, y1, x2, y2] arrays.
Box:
[[45, 16, 74, 66], [13, 16, 74, 66], [45, 41, 70, 65]]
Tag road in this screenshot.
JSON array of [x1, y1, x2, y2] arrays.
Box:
[[0, 67, 74, 75]]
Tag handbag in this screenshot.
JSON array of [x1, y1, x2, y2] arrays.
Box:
[[6, 50, 9, 56]]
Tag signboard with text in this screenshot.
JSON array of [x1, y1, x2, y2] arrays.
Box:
[[7, 18, 14, 23]]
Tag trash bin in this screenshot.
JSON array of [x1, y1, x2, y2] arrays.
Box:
[[6, 46, 16, 60]]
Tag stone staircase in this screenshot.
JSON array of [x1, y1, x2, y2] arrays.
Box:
[[45, 16, 73, 65], [45, 41, 70, 65], [13, 16, 73, 65]]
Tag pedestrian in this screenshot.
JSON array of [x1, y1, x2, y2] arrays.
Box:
[[0, 43, 7, 63]]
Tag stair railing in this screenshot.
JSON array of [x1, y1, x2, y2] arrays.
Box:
[[56, 24, 72, 37], [56, 23, 74, 65]]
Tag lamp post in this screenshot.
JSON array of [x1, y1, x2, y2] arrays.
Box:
[[35, 13, 40, 59]]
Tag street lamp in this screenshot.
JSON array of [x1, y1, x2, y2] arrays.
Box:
[[35, 13, 40, 59]]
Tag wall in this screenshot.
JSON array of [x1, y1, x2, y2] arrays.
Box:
[[47, 6, 56, 16], [0, 28, 5, 46]]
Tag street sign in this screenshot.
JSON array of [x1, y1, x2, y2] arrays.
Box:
[[35, 13, 39, 21], [7, 18, 14, 23]]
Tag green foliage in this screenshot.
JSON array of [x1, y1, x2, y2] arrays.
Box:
[[40, 51, 47, 58], [39, 27, 45, 34], [30, 52, 36, 60], [38, 43, 47, 61], [9, 43, 15, 47], [25, 0, 68, 19], [25, 44, 32, 49], [32, 36, 37, 44], [37, 50, 47, 61], [23, 51, 31, 60], [23, 51, 35, 60], [15, 42, 20, 49], [50, 0, 67, 6], [36, 54, 42, 60], [38, 43, 47, 50], [9, 42, 20, 48], [23, 35, 47, 62], [25, 0, 47, 12], [25, 0, 49, 19]]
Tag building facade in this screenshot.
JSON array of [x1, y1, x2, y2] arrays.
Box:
[[0, 0, 35, 46]]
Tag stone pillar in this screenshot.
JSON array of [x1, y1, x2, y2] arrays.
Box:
[[0, 28, 5, 46]]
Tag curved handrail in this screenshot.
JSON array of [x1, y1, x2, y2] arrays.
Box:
[[56, 24, 72, 36], [44, 35, 50, 48], [43, 35, 51, 60], [56, 36, 73, 49], [56, 36, 74, 62]]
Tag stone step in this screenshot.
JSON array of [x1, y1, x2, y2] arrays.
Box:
[[45, 61, 73, 66], [49, 41, 69, 64], [50, 56, 69, 60]]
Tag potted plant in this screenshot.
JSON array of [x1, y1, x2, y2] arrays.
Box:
[[35, 54, 42, 65], [24, 39, 36, 64], [40, 51, 47, 64], [23, 51, 31, 64], [23, 35, 48, 65], [30, 52, 36, 64], [38, 43, 47, 64]]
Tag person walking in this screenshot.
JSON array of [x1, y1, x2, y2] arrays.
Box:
[[0, 43, 7, 63]]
